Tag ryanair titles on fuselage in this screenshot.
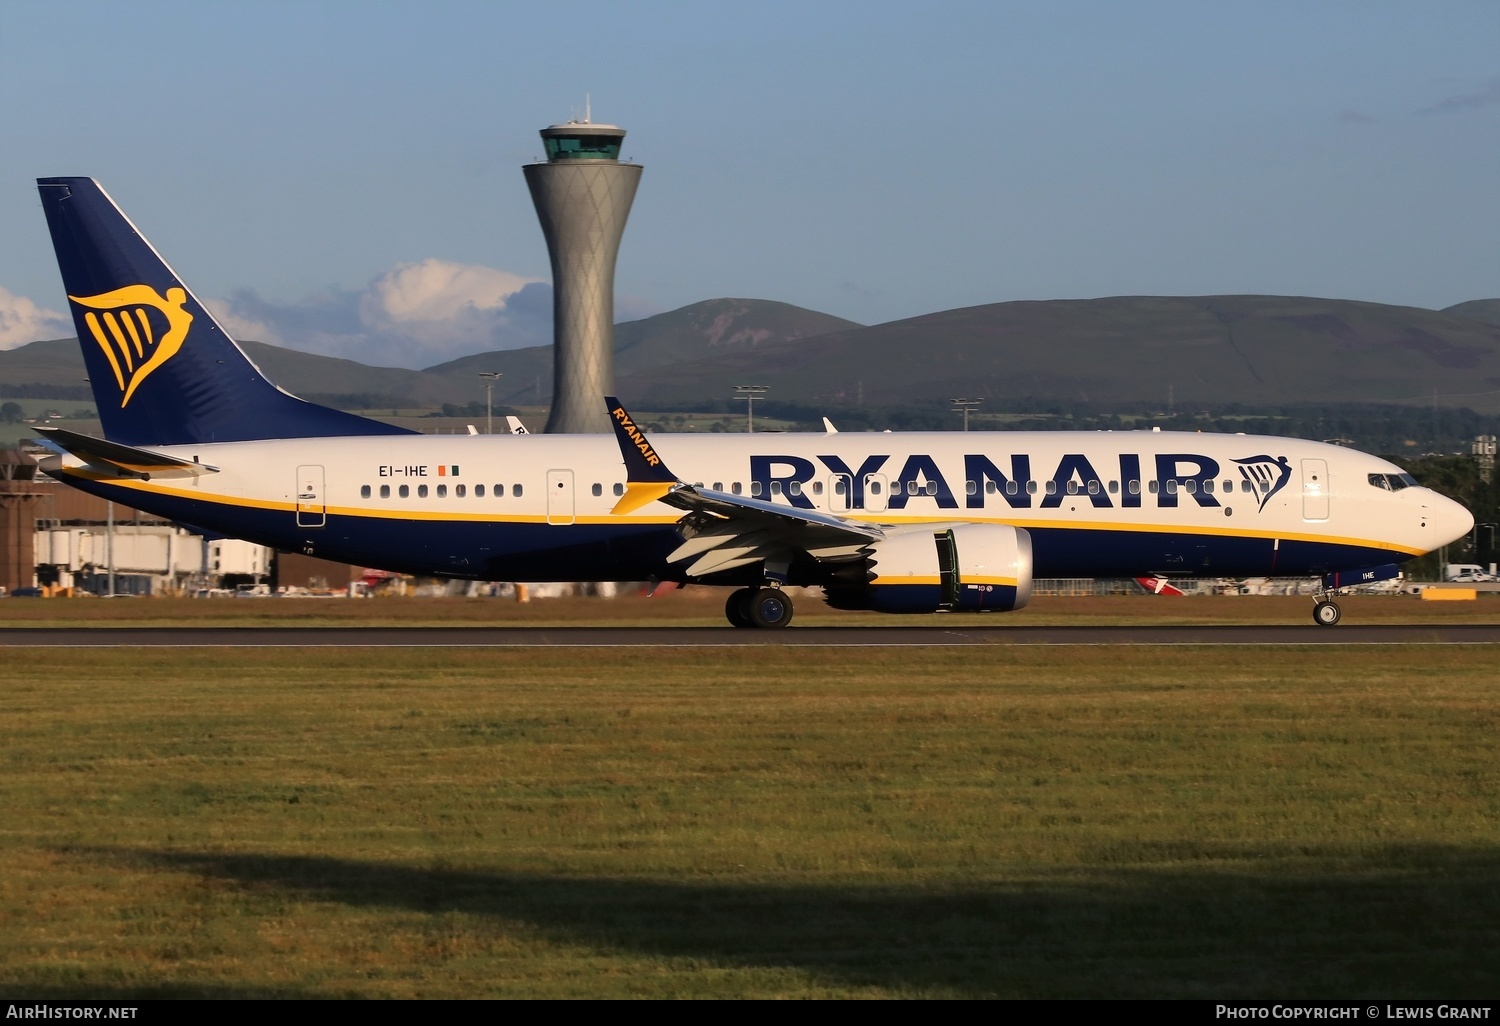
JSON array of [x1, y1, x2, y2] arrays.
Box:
[[748, 451, 1292, 513]]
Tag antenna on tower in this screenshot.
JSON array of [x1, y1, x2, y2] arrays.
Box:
[[584, 93, 591, 124]]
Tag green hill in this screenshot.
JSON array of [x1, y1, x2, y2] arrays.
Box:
[[7, 295, 1500, 416], [421, 299, 859, 406], [1444, 299, 1500, 328], [0, 338, 461, 407], [614, 296, 1500, 414]]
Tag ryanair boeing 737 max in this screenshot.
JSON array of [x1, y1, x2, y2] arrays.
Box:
[[31, 178, 1474, 627]]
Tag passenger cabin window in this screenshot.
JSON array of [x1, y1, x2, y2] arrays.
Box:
[[436, 484, 447, 498], [399, 485, 410, 498], [1128, 480, 1140, 495], [613, 482, 625, 496], [361, 485, 371, 498], [418, 484, 428, 498], [1108, 480, 1119, 494], [456, 484, 466, 498], [732, 482, 742, 495], [380, 484, 390, 499], [475, 484, 485, 497], [751, 482, 763, 497], [713, 482, 723, 491], [967, 480, 978, 496], [512, 484, 523, 497], [1045, 481, 1058, 495], [592, 483, 602, 497], [1026, 480, 1037, 495]]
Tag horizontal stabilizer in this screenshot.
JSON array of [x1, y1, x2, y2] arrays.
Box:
[[34, 426, 218, 479]]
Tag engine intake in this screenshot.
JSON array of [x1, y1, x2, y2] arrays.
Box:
[[824, 524, 1033, 614]]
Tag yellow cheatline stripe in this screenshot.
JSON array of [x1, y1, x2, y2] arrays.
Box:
[[851, 512, 1428, 557], [869, 576, 1020, 587], [61, 471, 1425, 554]]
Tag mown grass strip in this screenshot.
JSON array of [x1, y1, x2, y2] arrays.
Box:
[[1, 646, 1496, 997]]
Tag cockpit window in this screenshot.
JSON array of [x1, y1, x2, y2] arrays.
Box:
[[1368, 473, 1392, 491], [1369, 472, 1418, 491]]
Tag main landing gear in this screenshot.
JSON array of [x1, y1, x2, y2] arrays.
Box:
[[725, 586, 795, 629], [1312, 597, 1342, 626]]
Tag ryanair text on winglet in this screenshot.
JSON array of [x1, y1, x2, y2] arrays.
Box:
[[611, 406, 662, 469]]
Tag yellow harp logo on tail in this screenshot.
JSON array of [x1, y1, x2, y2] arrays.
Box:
[[69, 285, 193, 407]]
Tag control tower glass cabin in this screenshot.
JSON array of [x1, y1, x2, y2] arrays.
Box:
[[524, 121, 642, 433]]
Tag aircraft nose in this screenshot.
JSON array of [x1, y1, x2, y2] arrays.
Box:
[[1426, 491, 1475, 548]]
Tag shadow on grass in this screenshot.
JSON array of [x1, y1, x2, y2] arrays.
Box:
[[57, 845, 1500, 998]]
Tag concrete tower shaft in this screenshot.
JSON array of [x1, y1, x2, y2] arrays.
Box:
[[524, 121, 642, 433]]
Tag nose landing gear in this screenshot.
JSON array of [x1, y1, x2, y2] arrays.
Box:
[[1312, 599, 1342, 626]]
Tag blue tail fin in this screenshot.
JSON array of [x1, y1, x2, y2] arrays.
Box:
[[36, 177, 414, 446]]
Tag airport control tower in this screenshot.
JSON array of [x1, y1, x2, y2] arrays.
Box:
[[524, 114, 642, 433]]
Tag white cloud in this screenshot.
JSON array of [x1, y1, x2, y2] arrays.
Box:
[[364, 260, 536, 324], [201, 300, 287, 347], [0, 286, 71, 349], [209, 260, 554, 369]]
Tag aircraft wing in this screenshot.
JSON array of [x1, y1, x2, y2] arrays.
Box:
[[606, 397, 882, 578], [32, 426, 220, 479]]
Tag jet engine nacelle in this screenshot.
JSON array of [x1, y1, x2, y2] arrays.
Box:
[[824, 524, 1033, 614]]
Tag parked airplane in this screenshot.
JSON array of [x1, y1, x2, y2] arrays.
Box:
[[31, 177, 1474, 627]]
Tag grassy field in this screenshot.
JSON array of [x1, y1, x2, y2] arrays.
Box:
[[1, 642, 1497, 998], [1, 589, 1498, 627]]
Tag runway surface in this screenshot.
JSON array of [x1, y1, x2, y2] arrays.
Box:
[[2, 624, 1498, 646]]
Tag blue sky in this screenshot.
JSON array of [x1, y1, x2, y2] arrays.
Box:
[[1, 0, 1496, 367]]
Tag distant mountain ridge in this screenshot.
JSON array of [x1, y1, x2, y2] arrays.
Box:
[[6, 295, 1500, 414], [1444, 299, 1500, 328], [422, 299, 860, 406], [616, 295, 1500, 415]]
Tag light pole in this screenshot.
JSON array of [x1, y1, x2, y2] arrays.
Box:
[[951, 397, 983, 432], [479, 372, 502, 434], [734, 385, 769, 433]]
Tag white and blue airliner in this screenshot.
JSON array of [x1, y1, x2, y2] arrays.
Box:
[[32, 178, 1474, 628]]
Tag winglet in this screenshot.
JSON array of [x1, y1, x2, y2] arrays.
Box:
[[606, 396, 681, 514]]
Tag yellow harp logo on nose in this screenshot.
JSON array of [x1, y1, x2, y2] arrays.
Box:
[[69, 285, 193, 407]]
